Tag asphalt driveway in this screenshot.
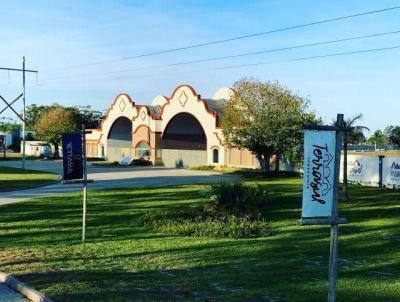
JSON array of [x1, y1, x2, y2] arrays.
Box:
[[0, 160, 237, 205]]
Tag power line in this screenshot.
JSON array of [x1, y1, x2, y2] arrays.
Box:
[[41, 29, 400, 82], [43, 6, 400, 72], [37, 45, 400, 86]]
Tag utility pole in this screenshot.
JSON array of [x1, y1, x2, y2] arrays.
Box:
[[0, 57, 38, 169], [22, 57, 26, 169]]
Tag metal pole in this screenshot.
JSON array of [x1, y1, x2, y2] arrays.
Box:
[[342, 130, 349, 200], [378, 155, 385, 188], [328, 113, 344, 302], [82, 124, 87, 242], [22, 57, 26, 169]]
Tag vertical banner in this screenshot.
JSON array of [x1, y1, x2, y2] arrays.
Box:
[[62, 133, 83, 180], [302, 130, 337, 218]]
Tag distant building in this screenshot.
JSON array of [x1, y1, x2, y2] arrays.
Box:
[[0, 128, 20, 148], [23, 141, 52, 157], [86, 84, 261, 168]]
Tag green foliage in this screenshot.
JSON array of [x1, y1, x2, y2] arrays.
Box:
[[26, 103, 103, 131], [367, 129, 387, 148], [70, 105, 103, 129], [189, 165, 216, 171], [221, 78, 319, 172], [140, 212, 271, 239], [0, 117, 19, 132], [208, 181, 270, 216], [344, 113, 369, 145], [384, 125, 400, 149], [34, 107, 77, 157]]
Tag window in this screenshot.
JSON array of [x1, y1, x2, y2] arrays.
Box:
[[213, 148, 219, 163], [101, 145, 105, 157], [136, 142, 151, 158]]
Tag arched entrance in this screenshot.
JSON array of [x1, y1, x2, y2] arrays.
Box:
[[107, 117, 132, 162], [162, 112, 207, 167]]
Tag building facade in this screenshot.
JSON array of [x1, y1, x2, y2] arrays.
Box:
[[86, 84, 260, 168]]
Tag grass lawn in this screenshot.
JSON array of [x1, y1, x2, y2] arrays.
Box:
[[0, 166, 60, 190], [0, 177, 399, 301]]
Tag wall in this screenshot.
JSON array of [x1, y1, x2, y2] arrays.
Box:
[[161, 149, 207, 168]]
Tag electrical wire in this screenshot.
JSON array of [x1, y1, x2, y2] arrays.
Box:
[[40, 29, 400, 82], [42, 6, 400, 72]]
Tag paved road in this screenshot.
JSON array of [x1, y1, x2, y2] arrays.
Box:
[[0, 283, 27, 302], [0, 161, 236, 205]]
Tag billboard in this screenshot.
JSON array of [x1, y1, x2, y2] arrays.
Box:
[[302, 130, 337, 218], [341, 155, 379, 186], [382, 157, 400, 189], [62, 133, 83, 180]]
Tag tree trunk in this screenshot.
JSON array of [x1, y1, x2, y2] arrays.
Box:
[[53, 142, 60, 158], [342, 133, 349, 200], [275, 154, 280, 173], [256, 151, 271, 173]]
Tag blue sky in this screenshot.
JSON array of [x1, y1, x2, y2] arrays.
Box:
[[1, 0, 399, 132]]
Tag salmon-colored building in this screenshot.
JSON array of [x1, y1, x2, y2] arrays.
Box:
[[86, 84, 260, 168]]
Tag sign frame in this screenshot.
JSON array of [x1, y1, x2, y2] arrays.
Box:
[[299, 114, 348, 302]]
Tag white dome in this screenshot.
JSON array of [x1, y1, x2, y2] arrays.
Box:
[[212, 87, 234, 101], [151, 95, 168, 107]]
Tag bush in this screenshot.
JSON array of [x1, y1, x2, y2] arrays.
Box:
[[189, 165, 216, 171], [140, 213, 271, 239], [208, 182, 270, 216]]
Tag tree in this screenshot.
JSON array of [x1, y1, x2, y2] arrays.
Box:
[[25, 103, 62, 130], [367, 129, 387, 150], [342, 114, 369, 200], [222, 78, 316, 172], [384, 126, 400, 149], [26, 104, 103, 131], [71, 105, 103, 129], [0, 117, 19, 132], [34, 107, 77, 158]]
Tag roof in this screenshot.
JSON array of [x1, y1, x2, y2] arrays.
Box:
[[147, 105, 162, 118], [203, 98, 227, 120]]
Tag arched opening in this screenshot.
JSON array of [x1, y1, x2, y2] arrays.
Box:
[[106, 117, 132, 162], [213, 148, 219, 163], [162, 113, 207, 167], [135, 141, 151, 158]]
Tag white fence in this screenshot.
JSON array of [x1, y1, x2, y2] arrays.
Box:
[[340, 154, 400, 189]]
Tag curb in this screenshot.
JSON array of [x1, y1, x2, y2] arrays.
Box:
[[0, 176, 62, 193], [0, 272, 53, 302]]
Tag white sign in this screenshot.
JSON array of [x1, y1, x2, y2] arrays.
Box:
[[340, 155, 379, 186], [302, 130, 337, 218], [119, 156, 133, 166], [382, 157, 400, 189]]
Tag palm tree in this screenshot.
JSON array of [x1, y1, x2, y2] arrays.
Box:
[[342, 114, 369, 200]]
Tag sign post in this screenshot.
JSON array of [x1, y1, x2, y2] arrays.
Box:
[[62, 125, 92, 242], [82, 124, 88, 242], [300, 114, 347, 302]]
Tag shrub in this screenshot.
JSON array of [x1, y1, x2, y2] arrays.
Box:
[[141, 213, 271, 239], [208, 182, 270, 216], [189, 165, 216, 171]]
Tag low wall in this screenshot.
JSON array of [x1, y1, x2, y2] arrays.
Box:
[[161, 149, 207, 168]]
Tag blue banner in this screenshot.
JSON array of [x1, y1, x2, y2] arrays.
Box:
[[62, 133, 83, 180]]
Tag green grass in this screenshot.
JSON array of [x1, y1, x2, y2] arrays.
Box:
[[0, 178, 399, 301], [0, 166, 60, 190], [0, 153, 41, 161]]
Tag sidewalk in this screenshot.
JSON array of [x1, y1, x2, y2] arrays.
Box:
[[0, 283, 28, 302]]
